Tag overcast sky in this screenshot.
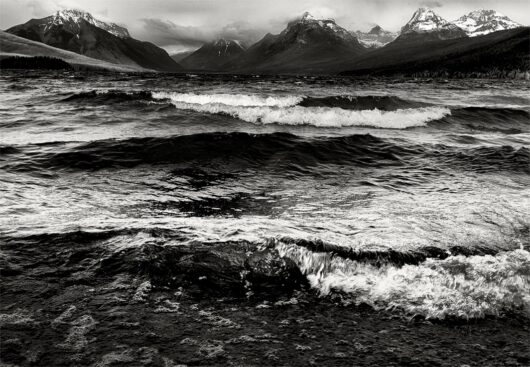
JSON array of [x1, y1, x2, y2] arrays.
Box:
[[1, 0, 528, 53]]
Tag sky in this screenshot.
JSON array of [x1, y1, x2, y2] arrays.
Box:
[[1, 0, 529, 53]]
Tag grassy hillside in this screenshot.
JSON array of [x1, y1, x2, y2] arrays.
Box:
[[0, 31, 146, 72]]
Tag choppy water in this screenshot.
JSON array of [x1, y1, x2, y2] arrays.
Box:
[[1, 71, 529, 319]]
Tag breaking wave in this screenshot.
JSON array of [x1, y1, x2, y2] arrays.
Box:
[[167, 102, 449, 129], [275, 240, 530, 319], [58, 89, 529, 131], [152, 92, 449, 129], [151, 91, 303, 108]]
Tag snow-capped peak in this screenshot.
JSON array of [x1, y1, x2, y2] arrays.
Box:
[[355, 25, 398, 48], [289, 11, 353, 38], [301, 12, 316, 22], [401, 8, 451, 33], [51, 9, 130, 38], [452, 9, 522, 37]]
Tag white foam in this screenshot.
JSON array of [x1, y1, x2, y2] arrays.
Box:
[[152, 92, 302, 108], [276, 242, 530, 319], [153, 92, 450, 129]]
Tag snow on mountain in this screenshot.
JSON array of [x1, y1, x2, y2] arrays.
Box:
[[396, 8, 468, 41], [355, 25, 398, 48], [289, 12, 356, 41], [401, 8, 457, 33], [50, 9, 130, 38], [211, 39, 246, 56], [452, 10, 523, 37]]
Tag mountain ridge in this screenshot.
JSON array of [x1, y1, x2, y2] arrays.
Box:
[[180, 38, 247, 71], [453, 9, 523, 37], [6, 10, 182, 72], [224, 12, 367, 73], [0, 31, 146, 72], [339, 27, 530, 78]]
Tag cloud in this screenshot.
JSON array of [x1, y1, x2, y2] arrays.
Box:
[[219, 21, 267, 45], [140, 18, 269, 52], [140, 18, 212, 49], [26, 0, 48, 17], [419, 0, 443, 8]]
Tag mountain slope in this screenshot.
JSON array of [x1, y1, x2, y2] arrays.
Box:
[[453, 10, 523, 37], [6, 10, 182, 72], [171, 50, 196, 63], [228, 12, 366, 74], [396, 8, 467, 42], [181, 39, 246, 71], [0, 31, 145, 71], [339, 27, 530, 78]]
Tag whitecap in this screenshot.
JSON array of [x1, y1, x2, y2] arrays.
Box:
[[152, 92, 302, 108], [276, 242, 530, 319]]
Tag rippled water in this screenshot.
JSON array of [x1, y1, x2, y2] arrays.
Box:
[[1, 71, 529, 319]]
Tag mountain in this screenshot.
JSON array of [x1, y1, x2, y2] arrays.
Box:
[[452, 10, 523, 37], [6, 9, 182, 72], [355, 25, 398, 48], [51, 9, 130, 38], [228, 12, 366, 74], [339, 27, 529, 78], [0, 31, 145, 72], [180, 39, 247, 71], [397, 8, 467, 42]]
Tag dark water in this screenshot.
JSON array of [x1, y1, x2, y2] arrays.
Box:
[[1, 71, 529, 325]]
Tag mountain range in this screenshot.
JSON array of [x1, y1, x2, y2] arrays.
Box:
[[340, 27, 529, 78], [1, 8, 527, 77], [396, 8, 468, 42], [453, 9, 523, 37], [180, 12, 367, 73]]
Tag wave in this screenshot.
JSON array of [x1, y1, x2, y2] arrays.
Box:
[[59, 90, 530, 132], [298, 95, 431, 111], [432, 145, 530, 174], [5, 227, 529, 320], [167, 102, 449, 129], [4, 132, 528, 174], [153, 92, 449, 129], [274, 237, 497, 267], [151, 91, 303, 108], [275, 240, 530, 319], [61, 90, 449, 129], [429, 107, 530, 133], [21, 133, 409, 170], [61, 90, 155, 104]]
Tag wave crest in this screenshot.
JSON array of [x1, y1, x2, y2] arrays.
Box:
[[152, 92, 302, 108], [276, 241, 530, 319], [166, 101, 450, 129], [150, 92, 450, 129]]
